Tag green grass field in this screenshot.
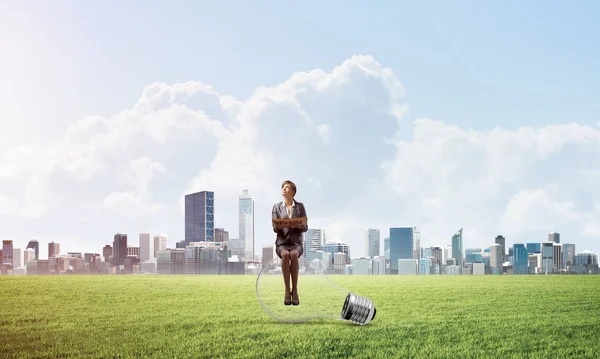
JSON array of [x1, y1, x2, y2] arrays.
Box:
[[1, 275, 599, 358]]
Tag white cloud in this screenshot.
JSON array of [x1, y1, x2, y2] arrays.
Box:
[[1, 54, 600, 257]]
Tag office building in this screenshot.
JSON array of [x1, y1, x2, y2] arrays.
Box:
[[12, 248, 22, 268], [372, 256, 386, 275], [526, 243, 541, 254], [184, 242, 229, 274], [431, 247, 443, 268], [389, 227, 414, 274], [452, 228, 463, 266], [2, 240, 13, 266], [23, 248, 35, 263], [262, 245, 274, 265], [26, 240, 39, 260], [529, 253, 542, 274], [548, 232, 560, 244], [473, 262, 485, 275], [490, 244, 503, 274], [541, 242, 554, 274], [227, 238, 245, 258], [139, 233, 153, 262], [103, 245, 112, 261], [113, 233, 128, 266], [398, 259, 418, 275], [413, 228, 421, 260], [465, 248, 482, 263], [153, 235, 168, 258], [333, 252, 346, 274], [553, 243, 563, 272], [419, 258, 432, 275], [214, 228, 229, 243], [513, 243, 528, 274], [365, 229, 380, 258], [305, 228, 326, 263], [443, 245, 452, 265], [562, 243, 575, 267], [575, 250, 597, 266], [239, 190, 254, 261], [352, 257, 371, 275], [48, 242, 60, 258], [185, 191, 214, 245], [322, 242, 350, 266], [495, 235, 505, 262]]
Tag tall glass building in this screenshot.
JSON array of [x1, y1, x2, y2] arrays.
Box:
[[305, 228, 326, 263], [365, 229, 380, 258], [526, 243, 541, 254], [513, 243, 528, 274], [562, 243, 575, 267], [465, 248, 482, 263], [185, 191, 214, 245], [389, 227, 413, 274], [239, 190, 254, 261], [495, 235, 506, 262], [541, 243, 554, 274], [452, 229, 463, 266]]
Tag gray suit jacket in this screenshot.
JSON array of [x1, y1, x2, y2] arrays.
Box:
[[272, 200, 308, 246]]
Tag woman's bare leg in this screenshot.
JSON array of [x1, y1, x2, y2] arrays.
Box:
[[290, 250, 300, 303], [281, 250, 291, 302]]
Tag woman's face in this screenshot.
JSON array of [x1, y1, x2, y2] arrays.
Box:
[[281, 184, 294, 198]]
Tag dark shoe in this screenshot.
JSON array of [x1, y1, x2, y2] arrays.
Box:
[[284, 290, 292, 306], [291, 289, 299, 306]]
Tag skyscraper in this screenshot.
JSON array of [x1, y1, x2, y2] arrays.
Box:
[[48, 242, 60, 258], [112, 233, 128, 266], [2, 240, 13, 266], [364, 229, 380, 258], [490, 244, 503, 274], [452, 228, 463, 266], [548, 232, 560, 244], [513, 243, 528, 274], [541, 242, 554, 274], [413, 228, 421, 260], [239, 190, 254, 261], [465, 248, 482, 263], [495, 235, 506, 262], [185, 191, 214, 245], [103, 245, 112, 262], [153, 235, 168, 258], [562, 243, 575, 267], [26, 240, 39, 260], [305, 228, 326, 263], [389, 227, 413, 274], [139, 233, 153, 262], [527, 243, 541, 254], [214, 228, 229, 243], [553, 243, 563, 272], [12, 248, 22, 268]]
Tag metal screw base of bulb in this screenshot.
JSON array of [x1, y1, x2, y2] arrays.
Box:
[[341, 293, 376, 325]]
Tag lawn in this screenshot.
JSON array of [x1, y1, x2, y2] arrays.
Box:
[[1, 274, 599, 358]]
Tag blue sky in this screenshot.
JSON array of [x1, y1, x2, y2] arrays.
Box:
[[1, 1, 599, 260]]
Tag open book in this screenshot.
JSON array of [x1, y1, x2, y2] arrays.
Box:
[[272, 216, 308, 229]]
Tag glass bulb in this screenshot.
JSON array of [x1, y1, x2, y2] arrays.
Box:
[[255, 258, 376, 325]]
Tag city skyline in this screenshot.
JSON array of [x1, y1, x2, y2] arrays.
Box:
[[2, 2, 600, 261], [2, 205, 599, 261]]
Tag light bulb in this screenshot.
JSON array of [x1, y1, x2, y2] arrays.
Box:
[[255, 258, 376, 325]]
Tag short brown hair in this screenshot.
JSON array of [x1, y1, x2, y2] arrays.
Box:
[[281, 180, 297, 197]]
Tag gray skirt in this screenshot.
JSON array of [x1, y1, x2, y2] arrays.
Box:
[[276, 243, 304, 259]]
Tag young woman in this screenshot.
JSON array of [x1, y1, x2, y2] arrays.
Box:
[[272, 180, 308, 306]]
